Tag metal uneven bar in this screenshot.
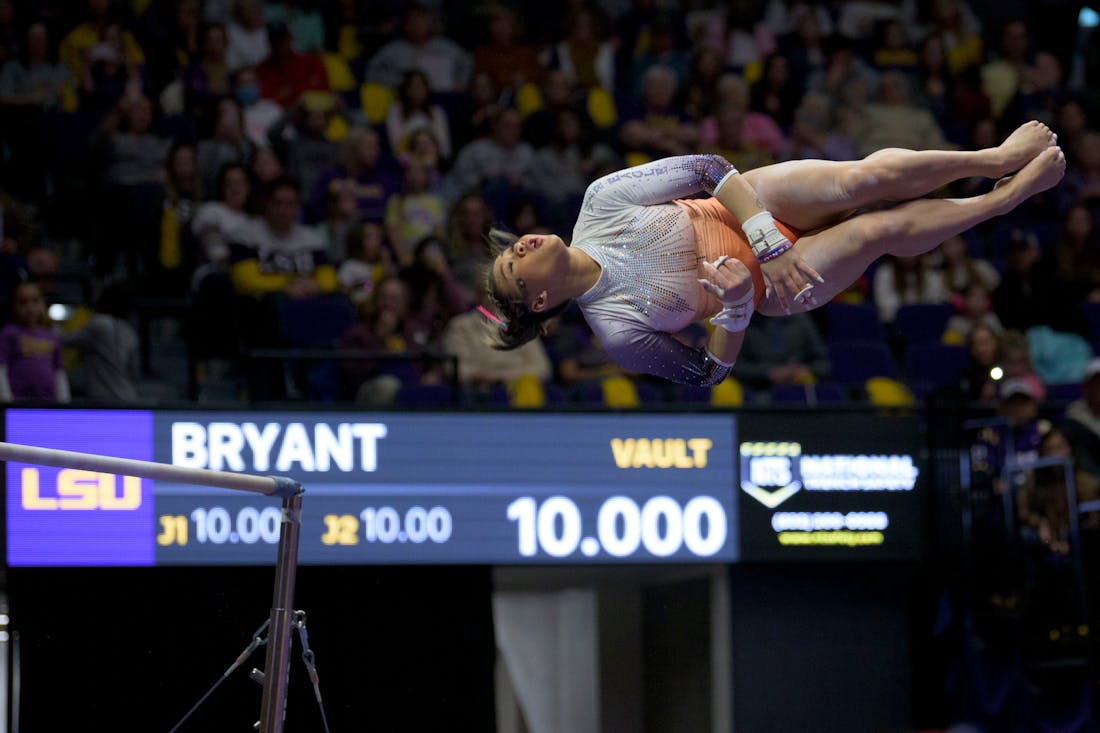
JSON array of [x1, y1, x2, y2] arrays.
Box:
[[0, 442, 297, 496], [0, 440, 305, 733]]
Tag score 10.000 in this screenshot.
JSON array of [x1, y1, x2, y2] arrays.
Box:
[[321, 496, 729, 559], [508, 495, 729, 559]]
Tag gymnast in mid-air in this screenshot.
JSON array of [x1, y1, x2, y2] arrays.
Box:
[[483, 121, 1065, 386]]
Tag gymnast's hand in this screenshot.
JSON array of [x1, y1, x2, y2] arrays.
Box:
[[759, 247, 824, 313], [698, 256, 753, 305]]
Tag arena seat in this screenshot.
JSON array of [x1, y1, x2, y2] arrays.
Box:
[[516, 82, 542, 117], [278, 294, 356, 347], [904, 343, 969, 395], [359, 82, 394, 124], [1046, 382, 1083, 403], [892, 303, 956, 347], [672, 384, 713, 405], [709, 376, 745, 407], [770, 382, 847, 405], [864, 376, 916, 406], [586, 87, 617, 129], [823, 302, 885, 343], [321, 52, 357, 92], [1081, 302, 1100, 347], [599, 376, 658, 408], [394, 383, 461, 408], [828, 340, 897, 385]]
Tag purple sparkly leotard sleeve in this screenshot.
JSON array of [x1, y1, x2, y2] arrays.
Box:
[[570, 155, 740, 387]]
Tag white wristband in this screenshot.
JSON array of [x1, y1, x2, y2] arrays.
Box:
[[741, 210, 790, 259], [706, 348, 735, 368], [710, 284, 755, 333], [712, 168, 740, 197]]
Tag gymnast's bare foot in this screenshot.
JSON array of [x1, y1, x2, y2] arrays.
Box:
[[994, 146, 1065, 206], [996, 121, 1058, 176]]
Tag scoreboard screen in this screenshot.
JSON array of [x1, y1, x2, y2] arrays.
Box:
[[4, 408, 926, 566], [5, 409, 739, 566]]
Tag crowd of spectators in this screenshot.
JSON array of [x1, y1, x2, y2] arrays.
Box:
[[1, 1, 1100, 725], [0, 0, 1096, 409]]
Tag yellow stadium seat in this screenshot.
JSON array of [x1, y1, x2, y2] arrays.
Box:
[[516, 82, 543, 118], [602, 376, 640, 408], [360, 82, 395, 124], [322, 53, 357, 92], [835, 289, 865, 305], [941, 329, 964, 345], [324, 114, 350, 142], [865, 376, 915, 407], [793, 370, 816, 385], [509, 374, 547, 409], [337, 26, 362, 62], [61, 305, 94, 370], [742, 62, 763, 86], [586, 87, 617, 129], [159, 205, 181, 270], [302, 90, 336, 111], [710, 376, 744, 407]]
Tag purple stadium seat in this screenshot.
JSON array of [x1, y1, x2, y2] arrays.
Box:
[[770, 382, 847, 405], [278, 294, 357, 347], [903, 343, 968, 398], [823, 302, 885, 343], [828, 340, 897, 385], [892, 303, 956, 347], [395, 384, 461, 408], [1046, 382, 1083, 403]]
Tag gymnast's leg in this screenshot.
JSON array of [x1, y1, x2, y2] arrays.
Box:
[[756, 146, 1066, 317], [740, 121, 1057, 232]]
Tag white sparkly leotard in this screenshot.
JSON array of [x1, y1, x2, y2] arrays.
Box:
[[572, 155, 762, 386]]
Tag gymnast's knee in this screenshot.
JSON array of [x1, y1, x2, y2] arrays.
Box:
[[840, 162, 892, 199], [855, 215, 913, 252]]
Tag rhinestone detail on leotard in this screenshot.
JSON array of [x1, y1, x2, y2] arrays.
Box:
[[572, 155, 737, 386]]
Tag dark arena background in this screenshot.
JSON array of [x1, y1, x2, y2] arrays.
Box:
[[0, 1, 1099, 732]]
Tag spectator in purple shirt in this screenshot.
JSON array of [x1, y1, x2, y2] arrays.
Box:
[[0, 281, 69, 402], [308, 126, 396, 224]]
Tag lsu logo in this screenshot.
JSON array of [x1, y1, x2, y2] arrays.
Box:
[[740, 442, 803, 508], [21, 467, 142, 510]]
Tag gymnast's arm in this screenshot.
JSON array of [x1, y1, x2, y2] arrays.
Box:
[[580, 154, 741, 210], [707, 321, 747, 372], [580, 153, 771, 224], [592, 257, 751, 386], [602, 328, 737, 387]]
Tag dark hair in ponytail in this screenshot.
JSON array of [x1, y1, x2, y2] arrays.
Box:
[[483, 228, 571, 351]]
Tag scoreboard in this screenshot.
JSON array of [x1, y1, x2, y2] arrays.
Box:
[[6, 409, 739, 565], [4, 408, 925, 566]]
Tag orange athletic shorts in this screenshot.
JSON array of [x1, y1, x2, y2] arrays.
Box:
[[674, 197, 801, 308]]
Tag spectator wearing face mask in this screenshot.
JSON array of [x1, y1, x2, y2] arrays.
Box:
[[233, 66, 282, 147]]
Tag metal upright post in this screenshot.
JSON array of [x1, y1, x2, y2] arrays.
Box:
[[0, 441, 308, 732], [258, 486, 304, 733]]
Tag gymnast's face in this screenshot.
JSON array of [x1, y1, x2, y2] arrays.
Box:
[[492, 234, 567, 312]]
